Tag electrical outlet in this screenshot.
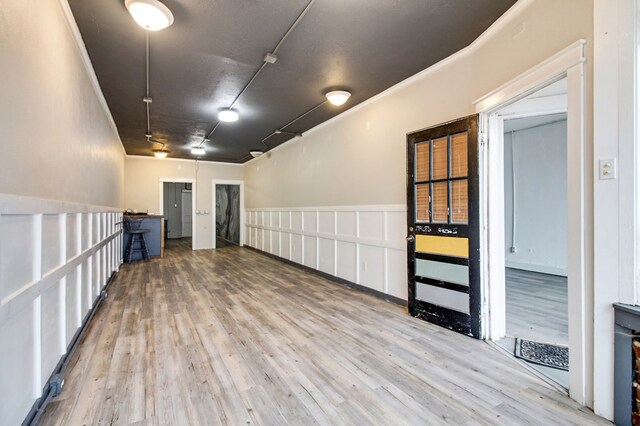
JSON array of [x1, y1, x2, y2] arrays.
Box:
[[599, 158, 617, 180]]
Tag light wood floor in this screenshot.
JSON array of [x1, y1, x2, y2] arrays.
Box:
[[40, 242, 606, 425], [506, 268, 568, 345]]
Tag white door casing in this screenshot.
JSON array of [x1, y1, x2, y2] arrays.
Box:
[[474, 40, 590, 406]]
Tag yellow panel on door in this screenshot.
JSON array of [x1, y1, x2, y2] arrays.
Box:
[[415, 235, 468, 258]]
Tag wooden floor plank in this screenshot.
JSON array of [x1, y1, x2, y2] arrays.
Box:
[[40, 238, 608, 425]]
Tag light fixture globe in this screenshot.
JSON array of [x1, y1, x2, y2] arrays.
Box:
[[218, 109, 239, 122], [153, 149, 168, 159], [325, 90, 351, 106], [191, 147, 205, 156], [250, 151, 263, 158], [125, 0, 174, 31]]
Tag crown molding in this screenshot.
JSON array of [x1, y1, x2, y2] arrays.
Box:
[[58, 0, 126, 157]]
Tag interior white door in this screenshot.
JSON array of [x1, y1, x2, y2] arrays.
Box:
[[181, 190, 192, 238]]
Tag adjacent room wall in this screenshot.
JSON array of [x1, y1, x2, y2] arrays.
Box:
[[124, 156, 243, 249], [0, 1, 125, 425], [163, 182, 185, 238], [504, 119, 568, 276]]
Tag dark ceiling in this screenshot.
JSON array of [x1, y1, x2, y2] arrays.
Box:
[[69, 0, 517, 163]]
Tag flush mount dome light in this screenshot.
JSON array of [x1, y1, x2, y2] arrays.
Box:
[[325, 90, 351, 106], [218, 108, 239, 122], [191, 147, 205, 156], [153, 149, 168, 159], [125, 0, 174, 31], [250, 151, 263, 158]]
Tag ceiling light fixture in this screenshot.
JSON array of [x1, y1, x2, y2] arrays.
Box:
[[325, 90, 351, 106], [191, 147, 206, 156], [250, 151, 263, 158], [153, 149, 168, 159], [125, 0, 174, 31], [218, 109, 239, 122]]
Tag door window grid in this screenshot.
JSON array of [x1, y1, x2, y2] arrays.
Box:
[[414, 132, 468, 224]]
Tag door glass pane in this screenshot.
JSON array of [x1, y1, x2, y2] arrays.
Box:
[[451, 132, 468, 178], [415, 142, 430, 182], [451, 179, 468, 223], [432, 137, 448, 180], [432, 181, 448, 223], [416, 184, 430, 222]]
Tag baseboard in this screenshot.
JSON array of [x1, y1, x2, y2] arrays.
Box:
[[244, 246, 407, 307], [506, 261, 567, 277]]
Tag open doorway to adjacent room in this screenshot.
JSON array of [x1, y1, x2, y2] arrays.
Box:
[[212, 180, 244, 249], [498, 86, 569, 388], [477, 61, 587, 394], [159, 179, 196, 250]]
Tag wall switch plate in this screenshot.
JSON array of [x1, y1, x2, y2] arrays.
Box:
[[599, 158, 617, 180]]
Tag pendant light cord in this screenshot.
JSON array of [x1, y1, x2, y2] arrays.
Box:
[[146, 32, 151, 136], [144, 32, 165, 152]]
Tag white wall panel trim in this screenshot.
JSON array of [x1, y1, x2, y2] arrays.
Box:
[[0, 193, 122, 215], [246, 204, 405, 212], [245, 205, 408, 301], [0, 231, 121, 324], [0, 202, 123, 426]]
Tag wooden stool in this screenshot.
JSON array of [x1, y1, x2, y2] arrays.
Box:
[[124, 218, 150, 262]]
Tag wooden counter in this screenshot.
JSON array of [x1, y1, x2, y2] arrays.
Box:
[[122, 214, 165, 260]]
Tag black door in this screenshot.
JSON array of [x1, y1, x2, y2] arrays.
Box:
[[406, 115, 481, 338]]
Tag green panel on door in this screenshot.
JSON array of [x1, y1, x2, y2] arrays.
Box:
[[415, 259, 469, 286]]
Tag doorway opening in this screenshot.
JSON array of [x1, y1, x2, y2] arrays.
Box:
[[212, 180, 244, 249], [159, 178, 196, 251], [494, 80, 569, 388]]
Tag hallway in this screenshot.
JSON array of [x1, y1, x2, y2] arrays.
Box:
[[40, 243, 605, 425]]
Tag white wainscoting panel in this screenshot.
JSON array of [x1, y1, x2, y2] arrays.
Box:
[[0, 194, 122, 426], [318, 238, 335, 275], [303, 236, 317, 269], [245, 205, 408, 301], [337, 241, 358, 283], [291, 234, 303, 264], [270, 230, 280, 256], [280, 231, 291, 260]]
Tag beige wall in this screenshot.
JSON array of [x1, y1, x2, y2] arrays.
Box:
[[243, 0, 592, 209], [124, 157, 243, 249], [0, 0, 125, 208]]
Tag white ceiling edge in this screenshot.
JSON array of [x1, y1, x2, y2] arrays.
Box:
[[503, 113, 567, 132], [243, 0, 536, 167]]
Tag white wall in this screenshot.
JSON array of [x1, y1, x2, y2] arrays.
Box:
[[504, 120, 568, 276], [0, 1, 125, 424], [0, 1, 125, 207], [124, 157, 243, 249], [592, 0, 638, 419]]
